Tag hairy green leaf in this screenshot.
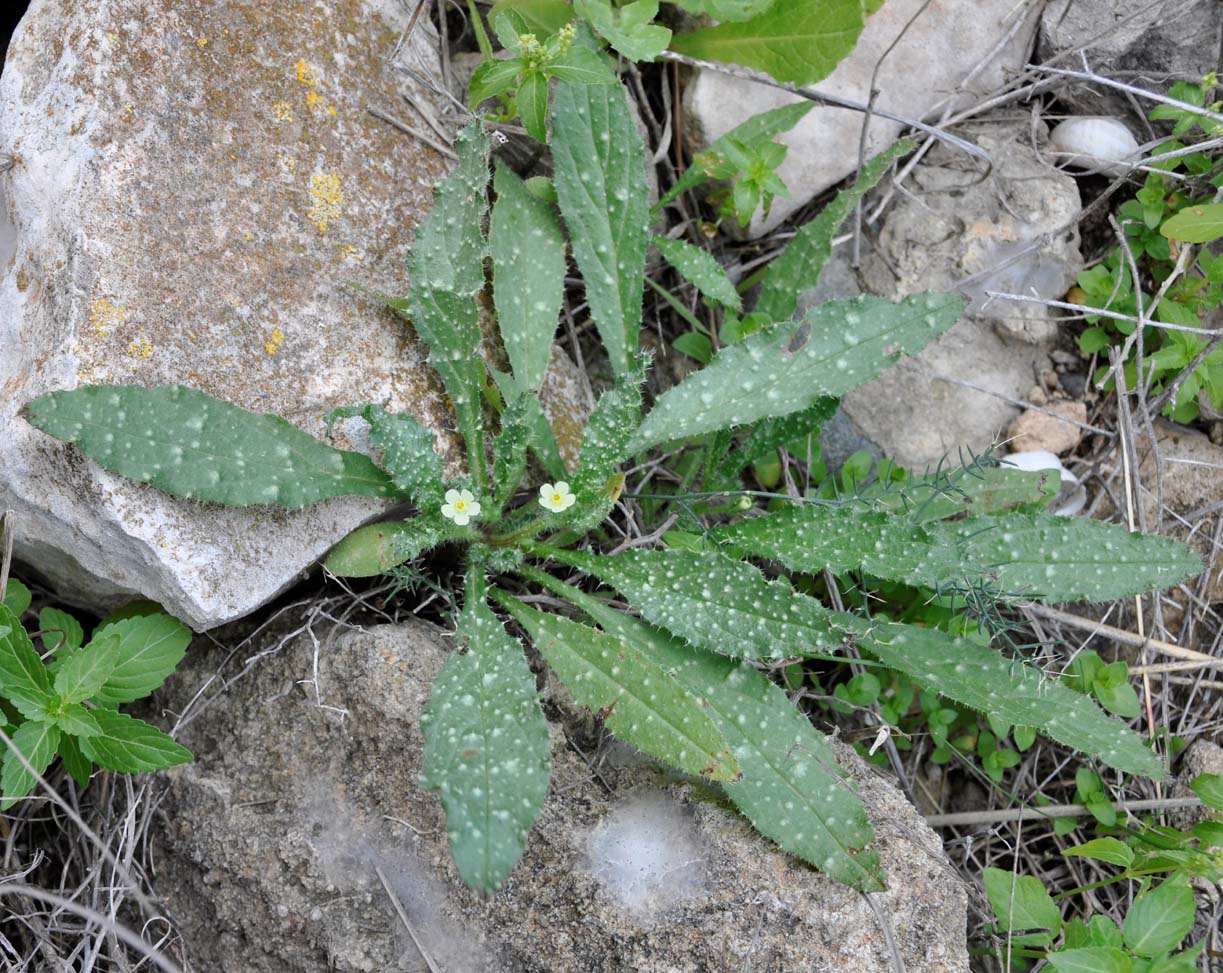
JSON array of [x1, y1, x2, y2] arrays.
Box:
[[91, 613, 192, 707], [576, 0, 671, 61], [78, 709, 192, 773], [420, 598, 551, 892], [408, 123, 492, 488], [1, 721, 60, 808], [552, 548, 844, 661], [630, 292, 964, 450], [327, 404, 444, 509], [324, 519, 445, 578], [569, 359, 645, 531], [492, 164, 566, 394], [653, 235, 742, 310], [23, 385, 396, 507], [714, 398, 837, 481], [551, 81, 650, 376], [493, 395, 533, 514], [39, 607, 83, 654], [856, 621, 1164, 778], [864, 463, 1056, 523], [502, 597, 740, 781], [0, 605, 55, 721], [556, 583, 885, 891], [669, 0, 863, 86], [755, 140, 912, 322], [1123, 882, 1195, 957], [54, 633, 119, 704]]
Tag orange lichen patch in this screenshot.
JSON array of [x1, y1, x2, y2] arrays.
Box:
[[263, 327, 285, 355], [126, 335, 154, 359], [271, 100, 294, 122], [15, 270, 29, 291], [295, 58, 317, 86], [195, 36, 208, 48], [307, 172, 343, 232], [305, 90, 337, 117], [89, 298, 126, 335]]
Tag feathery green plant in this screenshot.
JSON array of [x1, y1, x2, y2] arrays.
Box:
[[22, 75, 1201, 894]]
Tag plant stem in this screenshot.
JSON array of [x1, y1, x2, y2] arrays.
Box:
[[924, 796, 1202, 828]]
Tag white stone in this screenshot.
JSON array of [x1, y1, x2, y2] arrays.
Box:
[[682, 0, 1042, 236]]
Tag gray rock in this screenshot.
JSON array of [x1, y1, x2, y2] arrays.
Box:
[[682, 0, 1042, 237], [841, 118, 1082, 470], [154, 618, 969, 972], [1039, 0, 1223, 117], [1170, 740, 1223, 831]]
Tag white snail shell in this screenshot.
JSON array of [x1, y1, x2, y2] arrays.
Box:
[[1048, 117, 1140, 176]]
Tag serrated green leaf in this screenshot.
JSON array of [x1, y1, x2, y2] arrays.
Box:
[[324, 519, 445, 578], [552, 81, 650, 376], [0, 605, 55, 721], [22, 385, 396, 508], [576, 0, 671, 61], [667, 0, 777, 21], [58, 734, 93, 790], [420, 598, 551, 892], [1123, 882, 1195, 957], [492, 164, 566, 394], [78, 709, 192, 773], [39, 607, 83, 654], [55, 703, 102, 739], [502, 597, 740, 781], [669, 0, 863, 86], [855, 621, 1164, 778], [1190, 773, 1223, 810], [755, 140, 913, 323], [1046, 947, 1132, 973], [982, 867, 1061, 932], [90, 613, 191, 707], [653, 235, 742, 310], [659, 102, 814, 212], [53, 633, 119, 704], [408, 123, 492, 489], [326, 404, 444, 509], [629, 292, 964, 450], [551, 547, 844, 661], [1062, 837, 1134, 867], [556, 583, 884, 890], [1, 720, 60, 808], [490, 0, 575, 36], [1160, 203, 1223, 243], [568, 359, 645, 531]]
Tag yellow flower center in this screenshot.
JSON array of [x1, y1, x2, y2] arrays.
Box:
[[455, 501, 467, 511], [552, 494, 562, 504]]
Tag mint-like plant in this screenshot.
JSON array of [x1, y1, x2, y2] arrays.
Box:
[[21, 78, 1201, 894], [0, 578, 192, 808]]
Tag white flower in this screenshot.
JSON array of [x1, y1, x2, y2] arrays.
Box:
[[441, 488, 481, 526], [537, 481, 576, 513]]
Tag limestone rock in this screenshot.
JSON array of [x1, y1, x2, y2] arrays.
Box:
[[682, 0, 1042, 237], [840, 118, 1082, 470], [1039, 0, 1223, 118], [1007, 401, 1088, 455], [2, 0, 448, 630], [153, 618, 970, 972], [1170, 740, 1223, 831]]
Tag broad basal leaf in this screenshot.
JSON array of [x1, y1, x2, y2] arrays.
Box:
[[420, 598, 551, 892], [78, 709, 192, 773], [856, 621, 1164, 778], [551, 81, 650, 376], [559, 584, 884, 891], [502, 597, 740, 781], [755, 140, 913, 323], [0, 605, 55, 721], [23, 385, 396, 507], [629, 292, 964, 450], [552, 548, 844, 661], [653, 235, 742, 310], [90, 613, 192, 707], [669, 0, 863, 86], [324, 519, 445, 578], [492, 163, 566, 394], [327, 404, 444, 508], [1, 720, 60, 808]]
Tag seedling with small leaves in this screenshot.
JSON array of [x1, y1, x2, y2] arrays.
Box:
[[22, 63, 1201, 895]]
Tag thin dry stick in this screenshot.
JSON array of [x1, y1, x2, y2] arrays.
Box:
[[926, 797, 1203, 828], [375, 864, 442, 973], [1023, 604, 1216, 663]]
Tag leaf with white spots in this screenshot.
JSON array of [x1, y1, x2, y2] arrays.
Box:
[[629, 292, 965, 450], [420, 598, 552, 893], [553, 548, 845, 662], [492, 392, 533, 515], [501, 597, 740, 782], [407, 123, 492, 488], [22, 385, 396, 508], [653, 235, 742, 311], [569, 358, 646, 532], [712, 397, 837, 482], [326, 404, 444, 509], [492, 163, 566, 394], [856, 620, 1164, 778], [556, 585, 884, 892], [551, 82, 650, 377]]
